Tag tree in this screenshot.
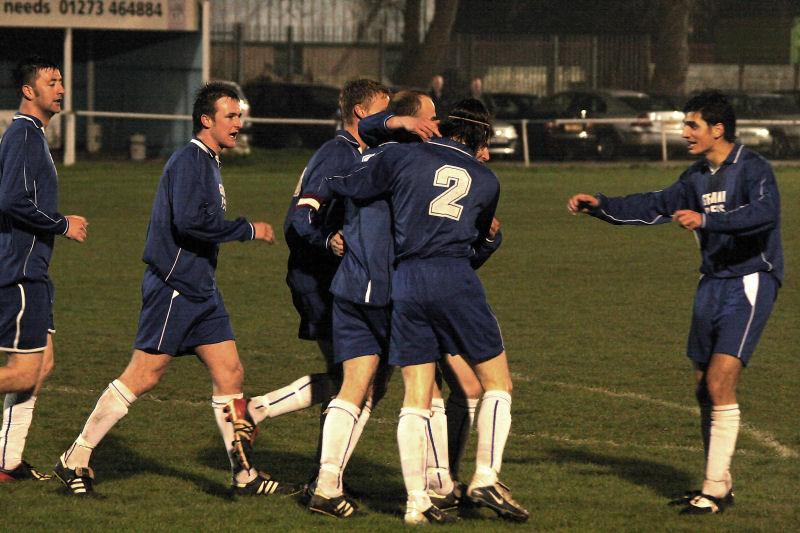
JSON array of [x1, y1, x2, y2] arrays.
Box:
[[649, 0, 691, 94], [393, 0, 460, 88]]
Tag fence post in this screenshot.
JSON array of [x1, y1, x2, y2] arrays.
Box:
[[234, 22, 244, 85], [522, 119, 530, 167], [287, 26, 294, 82]]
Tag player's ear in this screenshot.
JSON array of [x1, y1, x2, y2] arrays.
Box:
[[353, 104, 364, 120], [200, 113, 214, 129], [21, 84, 35, 101], [712, 122, 724, 140]]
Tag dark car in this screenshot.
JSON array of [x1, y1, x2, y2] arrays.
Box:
[[525, 90, 685, 160], [727, 92, 800, 158], [242, 81, 340, 148], [485, 92, 539, 121]]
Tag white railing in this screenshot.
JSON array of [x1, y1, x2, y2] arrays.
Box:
[[63, 110, 800, 165], [517, 117, 800, 166]]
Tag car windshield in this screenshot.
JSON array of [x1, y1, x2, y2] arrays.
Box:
[[749, 95, 800, 115], [616, 94, 675, 112]]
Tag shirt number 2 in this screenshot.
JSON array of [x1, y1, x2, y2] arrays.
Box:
[[428, 165, 472, 221]]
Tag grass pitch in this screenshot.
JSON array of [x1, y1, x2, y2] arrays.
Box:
[[3, 150, 798, 532]]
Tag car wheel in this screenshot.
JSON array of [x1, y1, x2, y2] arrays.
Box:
[[771, 132, 790, 159], [596, 133, 620, 160]]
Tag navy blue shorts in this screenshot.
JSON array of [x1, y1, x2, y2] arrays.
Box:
[[0, 280, 54, 353], [389, 258, 504, 367], [134, 269, 235, 357], [289, 288, 333, 341], [687, 272, 778, 367], [332, 297, 391, 363]]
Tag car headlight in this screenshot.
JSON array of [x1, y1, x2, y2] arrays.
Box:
[[755, 128, 769, 138], [493, 126, 517, 139]]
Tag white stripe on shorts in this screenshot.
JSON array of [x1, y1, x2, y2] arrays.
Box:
[[157, 290, 180, 352], [13, 284, 25, 350], [738, 273, 759, 358]]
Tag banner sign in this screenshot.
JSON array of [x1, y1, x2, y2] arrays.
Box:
[[1, 0, 198, 31]]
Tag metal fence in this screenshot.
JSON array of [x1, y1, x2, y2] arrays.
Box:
[[210, 31, 652, 95]]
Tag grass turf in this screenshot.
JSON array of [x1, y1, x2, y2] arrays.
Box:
[[3, 150, 798, 532]]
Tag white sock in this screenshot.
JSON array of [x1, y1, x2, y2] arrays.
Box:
[[472, 390, 512, 487], [248, 373, 337, 424], [63, 380, 136, 469], [341, 399, 371, 471], [317, 398, 361, 498], [702, 404, 739, 498], [446, 395, 478, 480], [426, 398, 453, 495], [212, 393, 257, 484], [0, 392, 37, 470], [398, 407, 431, 510]]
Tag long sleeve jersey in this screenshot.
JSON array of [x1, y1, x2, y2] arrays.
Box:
[[326, 138, 500, 265], [0, 114, 68, 286], [590, 143, 783, 283], [141, 139, 255, 299], [283, 131, 360, 294]]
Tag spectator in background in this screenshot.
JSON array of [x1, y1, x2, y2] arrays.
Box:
[[468, 76, 494, 115], [429, 75, 447, 119]]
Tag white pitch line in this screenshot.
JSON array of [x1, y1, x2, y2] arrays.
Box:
[[46, 379, 798, 459], [519, 375, 798, 459]]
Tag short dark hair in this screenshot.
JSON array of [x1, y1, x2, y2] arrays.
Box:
[[390, 90, 427, 117], [13, 56, 60, 99], [684, 90, 736, 143], [339, 79, 391, 126], [192, 82, 240, 135], [439, 98, 492, 152]]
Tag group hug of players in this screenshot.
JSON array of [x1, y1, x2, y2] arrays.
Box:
[[1, 56, 782, 525]]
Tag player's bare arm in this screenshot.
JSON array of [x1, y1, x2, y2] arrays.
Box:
[[252, 221, 275, 244], [386, 116, 440, 141], [63, 215, 88, 242], [673, 209, 702, 231], [567, 194, 598, 215]]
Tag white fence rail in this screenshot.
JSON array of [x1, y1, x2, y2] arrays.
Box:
[[64, 110, 800, 165]]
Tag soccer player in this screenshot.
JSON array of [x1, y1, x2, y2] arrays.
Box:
[[305, 90, 444, 518], [222, 79, 398, 483], [567, 90, 782, 515], [54, 82, 296, 497], [326, 99, 529, 524], [0, 57, 87, 483]]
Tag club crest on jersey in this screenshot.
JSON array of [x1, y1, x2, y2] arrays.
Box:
[[219, 183, 227, 210], [702, 190, 726, 213]]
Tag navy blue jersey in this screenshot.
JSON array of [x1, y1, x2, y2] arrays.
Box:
[[141, 139, 254, 299], [326, 138, 499, 263], [0, 114, 68, 287], [284, 131, 360, 294], [329, 141, 397, 306], [590, 144, 783, 283]]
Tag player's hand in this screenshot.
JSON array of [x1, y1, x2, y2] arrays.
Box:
[[673, 210, 702, 231], [489, 217, 500, 239], [253, 222, 275, 244], [330, 230, 346, 257], [567, 194, 598, 215], [395, 116, 440, 141], [64, 215, 88, 242]]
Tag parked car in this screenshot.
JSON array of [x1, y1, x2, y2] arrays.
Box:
[[485, 92, 539, 121], [727, 92, 800, 158], [487, 118, 519, 158], [242, 81, 340, 148], [525, 89, 685, 160]]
